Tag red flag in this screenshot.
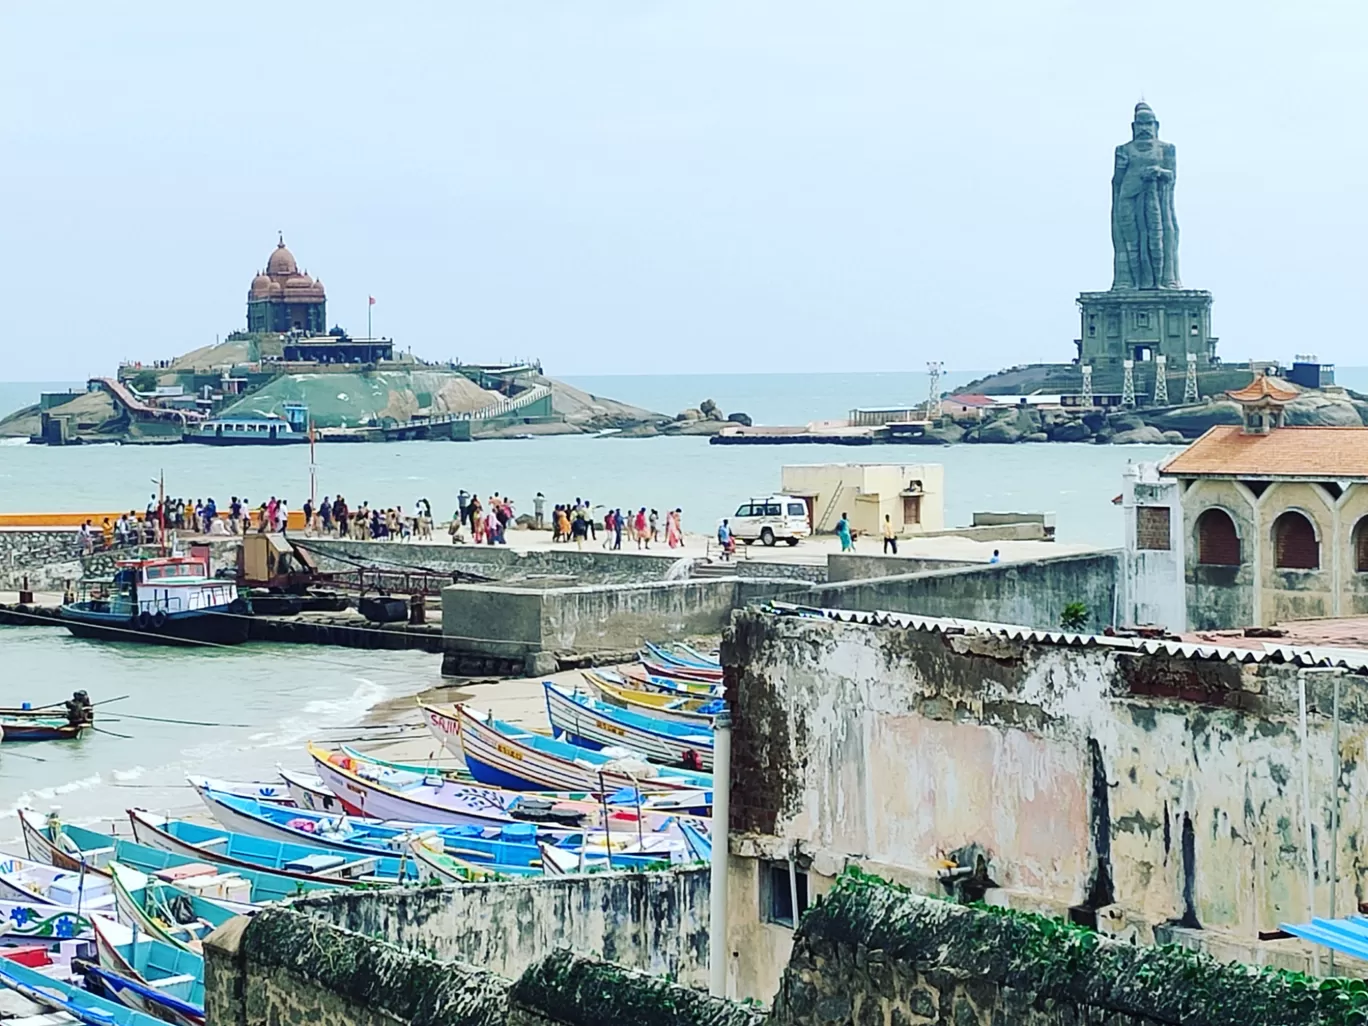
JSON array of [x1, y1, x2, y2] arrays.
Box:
[[368, 296, 376, 306]]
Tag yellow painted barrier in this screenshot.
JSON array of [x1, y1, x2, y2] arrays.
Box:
[[0, 511, 307, 530]]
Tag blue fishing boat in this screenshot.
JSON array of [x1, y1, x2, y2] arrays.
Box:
[[0, 955, 164, 1026], [128, 809, 425, 884], [642, 641, 720, 670], [107, 861, 244, 953], [193, 786, 683, 873], [544, 682, 716, 771], [60, 556, 249, 646], [20, 809, 339, 902], [90, 916, 204, 1026]]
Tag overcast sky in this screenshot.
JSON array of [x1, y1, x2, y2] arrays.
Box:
[[2, 2, 1363, 379]]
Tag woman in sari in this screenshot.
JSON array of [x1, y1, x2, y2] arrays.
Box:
[[666, 508, 683, 548]]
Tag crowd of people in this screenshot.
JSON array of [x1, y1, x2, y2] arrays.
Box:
[[77, 488, 691, 553]]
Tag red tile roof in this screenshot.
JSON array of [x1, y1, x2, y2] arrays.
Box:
[[1162, 425, 1368, 478], [1226, 375, 1300, 403]]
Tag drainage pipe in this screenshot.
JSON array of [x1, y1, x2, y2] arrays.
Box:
[[709, 708, 733, 998]]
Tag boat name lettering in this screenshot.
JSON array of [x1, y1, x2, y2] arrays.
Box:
[[495, 743, 524, 761], [594, 720, 626, 737]]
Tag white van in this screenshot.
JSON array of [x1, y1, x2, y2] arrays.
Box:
[[727, 495, 811, 546]]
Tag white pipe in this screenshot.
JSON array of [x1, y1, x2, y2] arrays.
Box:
[[1298, 673, 1319, 975], [709, 708, 732, 998]]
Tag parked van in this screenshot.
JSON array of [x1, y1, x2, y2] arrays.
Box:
[[728, 495, 811, 546]]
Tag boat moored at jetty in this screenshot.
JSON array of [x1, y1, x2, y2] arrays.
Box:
[[185, 409, 308, 446], [59, 555, 249, 645]]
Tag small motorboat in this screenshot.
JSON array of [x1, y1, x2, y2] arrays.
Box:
[[60, 556, 250, 646]]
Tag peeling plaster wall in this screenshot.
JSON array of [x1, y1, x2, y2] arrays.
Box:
[[289, 869, 710, 988], [722, 609, 1368, 999]]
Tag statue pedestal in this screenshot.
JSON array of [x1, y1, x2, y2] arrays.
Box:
[[1077, 288, 1215, 371]]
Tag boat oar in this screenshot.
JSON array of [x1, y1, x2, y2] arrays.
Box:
[[90, 726, 134, 740], [2, 749, 47, 763]]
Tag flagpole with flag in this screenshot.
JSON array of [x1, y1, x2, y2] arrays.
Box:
[[368, 295, 375, 339]]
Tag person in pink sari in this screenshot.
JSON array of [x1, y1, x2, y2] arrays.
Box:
[[666, 508, 683, 548]]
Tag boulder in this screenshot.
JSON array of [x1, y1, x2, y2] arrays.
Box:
[[675, 408, 703, 422], [1023, 432, 1050, 443], [1145, 400, 1242, 436], [1162, 430, 1187, 445], [1049, 420, 1091, 443], [1284, 394, 1362, 427], [1082, 410, 1109, 434], [1111, 426, 1168, 445], [902, 422, 965, 445], [726, 411, 753, 427], [699, 399, 724, 421], [1107, 412, 1146, 433], [976, 417, 1024, 444]]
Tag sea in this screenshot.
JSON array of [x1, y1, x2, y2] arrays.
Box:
[[1, 367, 1363, 844]]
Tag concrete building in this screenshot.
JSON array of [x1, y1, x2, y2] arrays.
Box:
[[719, 603, 1368, 1001], [1118, 460, 1185, 630], [1150, 375, 1368, 629], [247, 234, 327, 334], [780, 463, 944, 537]]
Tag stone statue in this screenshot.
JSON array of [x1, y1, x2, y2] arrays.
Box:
[[1111, 102, 1180, 290]]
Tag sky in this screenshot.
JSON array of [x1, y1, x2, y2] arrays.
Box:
[[1, 1, 1364, 380]]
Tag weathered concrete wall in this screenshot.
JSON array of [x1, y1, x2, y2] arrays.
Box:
[[290, 869, 710, 988], [0, 528, 82, 589], [721, 606, 1368, 998], [302, 538, 680, 585], [205, 904, 759, 1026], [775, 870, 1362, 1026], [810, 550, 1119, 631], [825, 553, 975, 583], [205, 909, 511, 1026]]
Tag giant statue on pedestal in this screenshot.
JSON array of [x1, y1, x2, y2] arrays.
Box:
[[1076, 102, 1216, 376], [1111, 102, 1180, 290]]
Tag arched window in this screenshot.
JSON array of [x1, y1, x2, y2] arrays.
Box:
[[1196, 508, 1240, 566], [1273, 511, 1319, 570], [1354, 517, 1368, 573]]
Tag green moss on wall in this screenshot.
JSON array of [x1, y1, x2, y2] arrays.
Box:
[[787, 867, 1368, 1026]]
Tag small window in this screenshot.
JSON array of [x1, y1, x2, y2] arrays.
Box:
[[762, 503, 781, 516], [735, 505, 753, 518], [1136, 506, 1171, 550], [1355, 517, 1368, 573], [1274, 511, 1319, 570], [760, 860, 809, 928], [1196, 508, 1240, 566], [786, 503, 806, 517]]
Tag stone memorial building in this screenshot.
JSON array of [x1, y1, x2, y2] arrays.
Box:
[[246, 234, 328, 334]]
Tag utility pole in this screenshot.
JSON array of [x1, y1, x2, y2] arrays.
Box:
[[1153, 354, 1168, 406]]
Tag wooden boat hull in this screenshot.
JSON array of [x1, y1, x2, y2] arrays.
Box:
[[60, 600, 250, 646], [447, 704, 712, 794], [92, 918, 205, 1026], [0, 956, 163, 1026], [639, 659, 722, 683], [581, 671, 717, 727], [278, 767, 359, 815], [543, 683, 715, 771], [0, 719, 85, 742]]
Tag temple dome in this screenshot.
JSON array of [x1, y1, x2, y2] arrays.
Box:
[[285, 274, 314, 288], [266, 240, 298, 277]]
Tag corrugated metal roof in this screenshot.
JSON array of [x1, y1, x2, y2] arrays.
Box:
[[762, 602, 1368, 672], [1282, 917, 1368, 962]]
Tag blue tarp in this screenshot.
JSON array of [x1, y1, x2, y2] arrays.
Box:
[[1281, 915, 1368, 961]]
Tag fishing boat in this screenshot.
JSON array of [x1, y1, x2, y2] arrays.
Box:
[[0, 717, 87, 742], [127, 809, 423, 885], [0, 854, 117, 913], [107, 861, 244, 953], [639, 659, 723, 684], [433, 704, 713, 796], [642, 641, 720, 670], [616, 665, 723, 698], [60, 556, 250, 646], [543, 682, 716, 771], [88, 916, 205, 1026], [580, 671, 722, 727], [339, 744, 473, 783], [20, 809, 339, 903], [0, 862, 99, 942], [193, 776, 296, 807], [277, 766, 349, 813], [0, 954, 165, 1026]]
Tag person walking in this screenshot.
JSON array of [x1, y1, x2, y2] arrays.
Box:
[[533, 492, 546, 531], [634, 508, 648, 550], [717, 518, 733, 561], [666, 508, 683, 549], [458, 489, 471, 528], [882, 514, 897, 555], [320, 496, 333, 535], [836, 512, 854, 552]]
